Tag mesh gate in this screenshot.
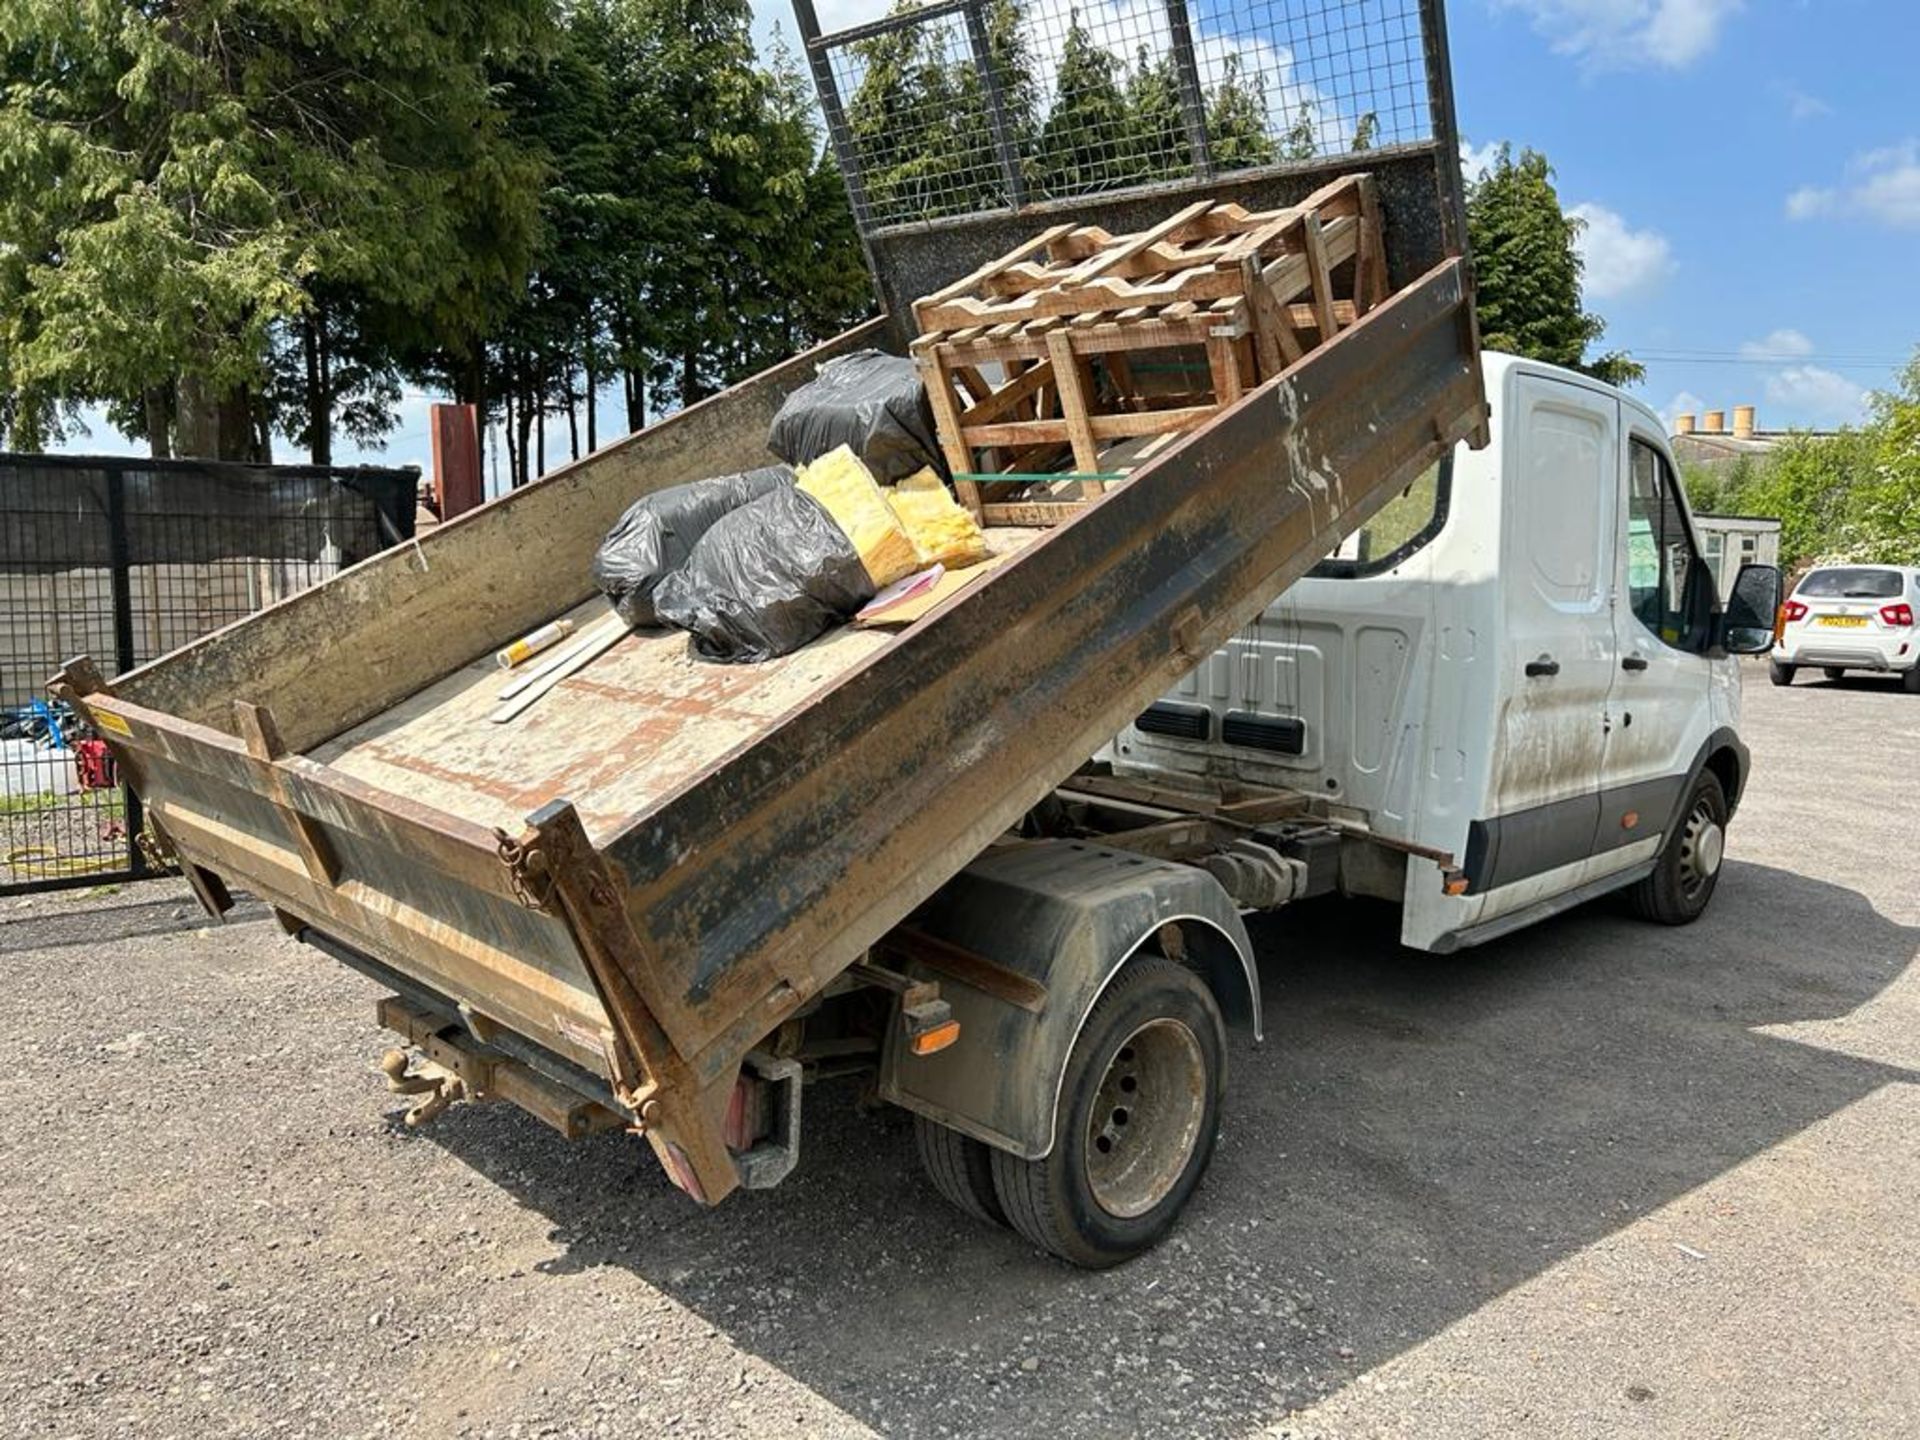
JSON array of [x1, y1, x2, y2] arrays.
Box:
[[1, 454, 418, 894], [795, 0, 1447, 234]]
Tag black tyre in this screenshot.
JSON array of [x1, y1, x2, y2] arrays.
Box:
[[1904, 665, 1920, 695], [914, 1114, 1006, 1228], [990, 956, 1226, 1269], [1631, 770, 1728, 925], [1823, 667, 1847, 682], [1768, 659, 1795, 687]]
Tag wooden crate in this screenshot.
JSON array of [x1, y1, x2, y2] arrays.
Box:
[[911, 175, 1387, 525]]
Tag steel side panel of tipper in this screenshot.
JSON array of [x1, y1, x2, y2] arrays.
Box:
[[50, 321, 896, 1110], [572, 258, 1486, 1200]]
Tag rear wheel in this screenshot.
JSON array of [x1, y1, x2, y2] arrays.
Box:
[[1823, 667, 1847, 682], [990, 956, 1226, 1269], [1904, 665, 1920, 695], [914, 1115, 1006, 1228], [1769, 659, 1795, 687], [1631, 770, 1728, 925]]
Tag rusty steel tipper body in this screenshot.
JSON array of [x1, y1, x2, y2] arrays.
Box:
[[58, 0, 1487, 1222]]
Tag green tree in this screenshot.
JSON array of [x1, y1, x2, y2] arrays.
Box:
[[742, 50, 875, 370], [1036, 17, 1130, 194], [847, 0, 1035, 222], [1466, 146, 1642, 387], [1124, 48, 1190, 183], [0, 0, 547, 459], [1737, 429, 1871, 566], [639, 0, 856, 408], [1206, 55, 1277, 169], [267, 289, 405, 467], [1847, 352, 1920, 560], [1280, 101, 1318, 161], [483, 1, 629, 481]]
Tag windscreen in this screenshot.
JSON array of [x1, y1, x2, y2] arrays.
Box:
[[1797, 567, 1904, 600]]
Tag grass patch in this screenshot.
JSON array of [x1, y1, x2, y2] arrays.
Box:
[[0, 788, 127, 818]]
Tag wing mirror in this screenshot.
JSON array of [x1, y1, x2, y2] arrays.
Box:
[[1721, 563, 1784, 654]]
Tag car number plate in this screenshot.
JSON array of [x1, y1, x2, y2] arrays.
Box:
[[1819, 615, 1868, 627]]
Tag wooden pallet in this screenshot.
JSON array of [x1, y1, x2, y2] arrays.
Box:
[[911, 175, 1387, 524]]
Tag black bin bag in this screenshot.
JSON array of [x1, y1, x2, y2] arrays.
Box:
[[767, 349, 945, 483], [591, 466, 791, 627], [652, 485, 877, 663]]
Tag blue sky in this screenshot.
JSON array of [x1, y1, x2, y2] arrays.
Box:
[[1450, 0, 1920, 432], [54, 0, 1920, 471]]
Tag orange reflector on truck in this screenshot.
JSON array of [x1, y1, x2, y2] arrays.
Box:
[[909, 1020, 961, 1056]]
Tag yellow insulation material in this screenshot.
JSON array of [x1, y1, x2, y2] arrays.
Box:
[[796, 445, 920, 587], [886, 469, 989, 568]]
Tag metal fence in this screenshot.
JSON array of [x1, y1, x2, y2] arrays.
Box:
[[795, 0, 1445, 234], [1, 453, 418, 894]]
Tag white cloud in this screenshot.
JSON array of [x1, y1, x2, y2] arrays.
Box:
[[1660, 390, 1708, 430], [1738, 328, 1815, 361], [1764, 365, 1869, 427], [1784, 86, 1831, 121], [1460, 139, 1504, 182], [1851, 143, 1920, 227], [1785, 185, 1833, 220], [1787, 141, 1920, 228], [1494, 0, 1740, 70], [1568, 201, 1675, 299]]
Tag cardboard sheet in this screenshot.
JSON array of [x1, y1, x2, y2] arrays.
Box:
[[852, 552, 1009, 627]]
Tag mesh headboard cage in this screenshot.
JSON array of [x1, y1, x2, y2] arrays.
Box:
[[792, 0, 1468, 331]]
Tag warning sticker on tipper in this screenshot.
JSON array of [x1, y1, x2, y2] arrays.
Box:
[[92, 710, 133, 739]]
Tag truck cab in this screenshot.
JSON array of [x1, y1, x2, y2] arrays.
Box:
[[1116, 352, 1777, 947]]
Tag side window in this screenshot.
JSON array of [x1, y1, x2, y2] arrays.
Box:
[[1626, 439, 1710, 651], [1310, 455, 1451, 578]]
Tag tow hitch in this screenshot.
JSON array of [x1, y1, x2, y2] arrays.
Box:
[[379, 1048, 468, 1128], [373, 996, 627, 1140]]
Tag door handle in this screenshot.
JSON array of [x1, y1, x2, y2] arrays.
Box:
[[1622, 655, 1650, 672], [1525, 657, 1560, 678]]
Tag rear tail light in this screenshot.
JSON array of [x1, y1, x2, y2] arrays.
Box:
[[1881, 603, 1914, 628], [1782, 600, 1808, 623]]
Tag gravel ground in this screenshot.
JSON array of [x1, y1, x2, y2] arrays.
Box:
[[2, 665, 1915, 1440]]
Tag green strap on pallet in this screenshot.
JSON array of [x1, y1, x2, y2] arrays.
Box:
[[955, 472, 1124, 484]]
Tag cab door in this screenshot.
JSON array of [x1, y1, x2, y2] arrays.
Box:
[[1474, 372, 1619, 898], [1602, 428, 1715, 850]]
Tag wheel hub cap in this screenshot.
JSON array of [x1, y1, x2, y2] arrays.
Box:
[[1678, 800, 1725, 899], [1084, 1018, 1206, 1220], [1695, 820, 1725, 877]]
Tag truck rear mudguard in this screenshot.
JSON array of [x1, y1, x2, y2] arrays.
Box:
[[876, 839, 1257, 1159]]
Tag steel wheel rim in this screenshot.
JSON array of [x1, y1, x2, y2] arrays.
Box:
[[1678, 798, 1724, 900], [1084, 1018, 1206, 1219]]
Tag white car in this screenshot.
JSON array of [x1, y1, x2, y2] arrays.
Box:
[[1771, 565, 1920, 691]]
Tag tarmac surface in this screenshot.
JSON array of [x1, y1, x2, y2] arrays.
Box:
[[3, 666, 1915, 1439]]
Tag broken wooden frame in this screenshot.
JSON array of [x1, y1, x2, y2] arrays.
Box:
[[912, 176, 1389, 522]]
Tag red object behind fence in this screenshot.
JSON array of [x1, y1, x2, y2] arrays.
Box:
[[74, 738, 117, 791]]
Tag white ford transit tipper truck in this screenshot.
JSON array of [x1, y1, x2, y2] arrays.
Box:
[[56, 0, 1779, 1271]]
